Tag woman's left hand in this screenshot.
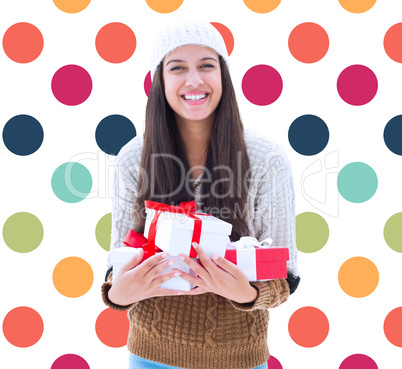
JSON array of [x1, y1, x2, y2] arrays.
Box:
[[175, 242, 258, 304]]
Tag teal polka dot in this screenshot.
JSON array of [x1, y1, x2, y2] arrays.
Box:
[[337, 162, 378, 203], [51, 162, 92, 203]]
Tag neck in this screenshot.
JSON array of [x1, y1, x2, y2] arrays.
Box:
[[175, 113, 215, 164]]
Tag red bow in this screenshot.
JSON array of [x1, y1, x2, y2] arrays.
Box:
[[145, 200, 209, 258]]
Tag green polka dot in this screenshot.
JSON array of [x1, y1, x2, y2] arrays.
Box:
[[51, 162, 92, 203], [337, 162, 378, 203], [296, 212, 329, 253], [3, 212, 44, 253], [384, 212, 402, 253], [95, 213, 112, 251]]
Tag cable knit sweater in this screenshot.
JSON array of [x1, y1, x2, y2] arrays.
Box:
[[101, 127, 299, 369]]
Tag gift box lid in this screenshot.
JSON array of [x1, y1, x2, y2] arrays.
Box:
[[226, 244, 289, 262], [110, 247, 141, 264], [255, 247, 289, 262], [146, 209, 232, 235]]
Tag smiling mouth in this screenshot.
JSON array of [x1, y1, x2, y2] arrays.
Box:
[[181, 93, 209, 101]]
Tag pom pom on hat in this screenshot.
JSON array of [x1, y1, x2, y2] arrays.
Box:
[[150, 17, 229, 80]]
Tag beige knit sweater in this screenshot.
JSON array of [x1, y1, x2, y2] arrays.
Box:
[[101, 127, 298, 369]]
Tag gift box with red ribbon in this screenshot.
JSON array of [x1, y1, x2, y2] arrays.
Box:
[[224, 237, 289, 281], [110, 229, 194, 291], [143, 200, 232, 259]]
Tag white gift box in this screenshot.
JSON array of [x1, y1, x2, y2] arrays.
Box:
[[144, 207, 232, 259], [110, 247, 194, 291]]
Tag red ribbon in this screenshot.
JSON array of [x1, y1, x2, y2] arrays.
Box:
[[123, 229, 159, 260], [145, 200, 210, 258]]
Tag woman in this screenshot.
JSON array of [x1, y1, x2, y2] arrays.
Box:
[[102, 18, 300, 369]]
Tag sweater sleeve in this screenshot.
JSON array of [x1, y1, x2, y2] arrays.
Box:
[[229, 139, 299, 311], [101, 137, 143, 310]]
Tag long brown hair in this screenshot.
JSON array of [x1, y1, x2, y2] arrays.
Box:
[[133, 55, 251, 241]]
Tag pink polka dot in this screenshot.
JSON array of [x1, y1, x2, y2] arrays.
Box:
[[51, 354, 90, 369], [242, 64, 283, 106], [51, 65, 93, 106], [337, 65, 378, 106], [268, 355, 283, 369], [339, 354, 378, 369], [144, 71, 152, 97]]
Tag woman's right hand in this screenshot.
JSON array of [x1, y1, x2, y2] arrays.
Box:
[[108, 249, 183, 306]]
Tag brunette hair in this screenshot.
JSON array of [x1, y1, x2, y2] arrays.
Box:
[[133, 55, 251, 241]]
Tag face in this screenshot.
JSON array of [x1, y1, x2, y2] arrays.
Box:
[[162, 44, 222, 126]]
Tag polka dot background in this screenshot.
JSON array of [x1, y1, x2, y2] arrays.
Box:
[[1, 1, 401, 368]]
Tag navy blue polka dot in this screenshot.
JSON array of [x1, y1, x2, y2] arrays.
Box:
[[3, 115, 44, 156], [384, 115, 402, 155], [95, 115, 136, 155], [288, 114, 329, 155]]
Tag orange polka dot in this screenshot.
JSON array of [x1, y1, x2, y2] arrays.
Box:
[[288, 306, 329, 347], [96, 23, 136, 64], [211, 22, 234, 56], [2, 307, 44, 347], [2, 23, 43, 63], [52, 257, 93, 298], [288, 23, 329, 63], [338, 257, 379, 298], [243, 0, 281, 13], [95, 308, 129, 347], [384, 23, 402, 63], [338, 0, 376, 13], [145, 0, 184, 13], [53, 0, 91, 13], [384, 307, 402, 347]]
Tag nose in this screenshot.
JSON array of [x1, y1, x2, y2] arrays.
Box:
[[185, 68, 204, 88]]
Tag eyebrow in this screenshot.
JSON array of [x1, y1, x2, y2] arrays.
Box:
[[165, 57, 218, 66]]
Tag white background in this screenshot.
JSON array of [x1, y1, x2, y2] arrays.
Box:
[[1, 0, 402, 368]]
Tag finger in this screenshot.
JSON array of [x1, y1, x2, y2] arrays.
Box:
[[178, 253, 210, 279], [149, 269, 182, 289], [174, 269, 204, 287], [210, 253, 242, 279], [182, 286, 208, 296], [119, 248, 144, 274], [191, 242, 216, 272], [144, 258, 176, 279], [137, 251, 169, 276]]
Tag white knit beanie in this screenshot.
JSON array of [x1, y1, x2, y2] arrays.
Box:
[[150, 17, 229, 80]]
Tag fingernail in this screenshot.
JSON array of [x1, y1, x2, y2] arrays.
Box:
[[212, 253, 219, 260], [174, 271, 181, 277], [178, 255, 185, 261], [177, 292, 184, 295], [161, 252, 169, 258], [168, 260, 175, 266], [192, 242, 198, 249]]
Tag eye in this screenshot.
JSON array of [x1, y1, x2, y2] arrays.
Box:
[[201, 64, 214, 69], [170, 66, 183, 71]]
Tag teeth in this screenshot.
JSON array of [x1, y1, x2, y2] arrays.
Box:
[[183, 94, 207, 101]]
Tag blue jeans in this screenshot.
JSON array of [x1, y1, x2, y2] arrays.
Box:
[[129, 353, 268, 369]]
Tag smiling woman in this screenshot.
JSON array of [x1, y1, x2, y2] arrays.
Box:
[[102, 17, 299, 369]]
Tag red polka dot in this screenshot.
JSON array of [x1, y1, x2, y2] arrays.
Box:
[[337, 64, 378, 106], [2, 307, 44, 347], [384, 307, 402, 347], [144, 71, 152, 97], [3, 22, 44, 63], [95, 308, 129, 347], [211, 22, 234, 56], [95, 22, 136, 63], [288, 22, 329, 63], [242, 64, 283, 106], [288, 306, 329, 347], [51, 354, 90, 369], [51, 65, 93, 106]]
